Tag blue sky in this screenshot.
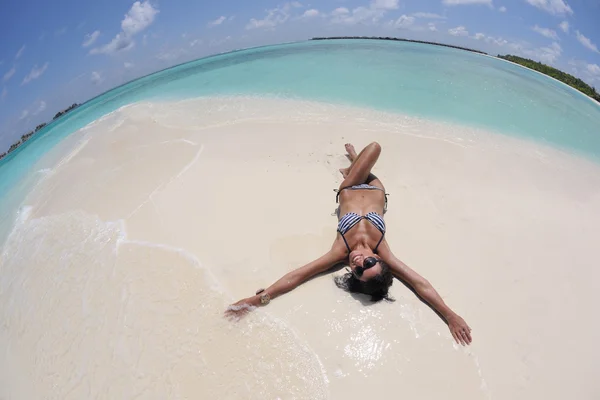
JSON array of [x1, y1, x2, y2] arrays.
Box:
[[1, 0, 599, 151]]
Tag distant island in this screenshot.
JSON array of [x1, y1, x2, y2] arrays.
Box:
[[0, 103, 79, 161], [53, 103, 79, 120], [498, 55, 600, 102], [311, 36, 488, 55]]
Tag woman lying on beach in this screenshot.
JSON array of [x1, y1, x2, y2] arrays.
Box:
[[226, 142, 472, 345]]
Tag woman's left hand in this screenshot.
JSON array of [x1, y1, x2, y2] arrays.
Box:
[[447, 313, 472, 345], [224, 296, 260, 320]]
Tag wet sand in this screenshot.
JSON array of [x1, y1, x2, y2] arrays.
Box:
[[1, 96, 599, 399]]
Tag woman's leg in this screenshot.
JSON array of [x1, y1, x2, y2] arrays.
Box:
[[340, 143, 377, 182], [338, 142, 382, 190]]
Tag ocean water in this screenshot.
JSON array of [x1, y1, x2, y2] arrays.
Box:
[[1, 39, 599, 235]]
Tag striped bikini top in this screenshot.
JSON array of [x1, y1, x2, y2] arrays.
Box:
[[337, 212, 386, 253]]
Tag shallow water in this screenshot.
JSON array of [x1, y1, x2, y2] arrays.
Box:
[[2, 39, 600, 240]]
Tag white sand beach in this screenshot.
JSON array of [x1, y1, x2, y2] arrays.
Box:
[[1, 96, 599, 399]]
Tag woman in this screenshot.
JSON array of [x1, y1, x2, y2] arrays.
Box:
[[226, 142, 472, 346]]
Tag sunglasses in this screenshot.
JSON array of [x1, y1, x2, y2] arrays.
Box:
[[347, 256, 381, 278]]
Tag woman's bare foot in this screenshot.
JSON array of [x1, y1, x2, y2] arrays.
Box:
[[340, 143, 357, 178], [339, 167, 350, 178], [345, 143, 358, 161]]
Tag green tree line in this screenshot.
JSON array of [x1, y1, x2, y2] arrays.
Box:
[[312, 36, 488, 55], [0, 104, 78, 161]]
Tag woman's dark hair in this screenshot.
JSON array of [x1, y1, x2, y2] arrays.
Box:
[[334, 261, 394, 302]]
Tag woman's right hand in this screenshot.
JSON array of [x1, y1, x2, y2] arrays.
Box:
[[447, 313, 472, 346], [224, 295, 261, 320]]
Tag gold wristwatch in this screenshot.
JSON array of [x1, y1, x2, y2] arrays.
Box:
[[256, 288, 271, 305]]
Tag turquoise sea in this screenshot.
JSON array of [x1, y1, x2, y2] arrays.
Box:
[[1, 39, 600, 235]]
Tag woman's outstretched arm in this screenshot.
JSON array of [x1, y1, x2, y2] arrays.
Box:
[[377, 240, 472, 345], [226, 244, 346, 318]]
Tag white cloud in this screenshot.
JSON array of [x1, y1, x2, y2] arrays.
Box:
[[389, 15, 415, 28], [90, 33, 134, 55], [331, 6, 380, 24], [328, 0, 403, 26], [208, 16, 227, 27], [91, 1, 158, 55], [448, 26, 469, 36], [302, 9, 320, 17], [532, 25, 558, 40], [82, 30, 101, 47], [474, 32, 486, 40], [91, 71, 103, 85], [33, 100, 46, 115], [511, 41, 562, 64], [487, 35, 508, 46], [15, 45, 26, 60], [246, 2, 302, 30], [442, 0, 492, 5], [19, 110, 29, 120], [3, 66, 16, 83], [532, 42, 562, 64], [558, 21, 569, 33], [22, 63, 49, 85], [190, 39, 203, 47], [124, 62, 134, 69], [575, 31, 599, 53], [332, 7, 349, 16], [428, 22, 438, 31], [412, 12, 446, 19], [587, 64, 600, 75], [372, 0, 399, 10], [498, 6, 507, 12], [524, 0, 573, 16], [121, 1, 159, 35]]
